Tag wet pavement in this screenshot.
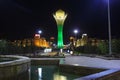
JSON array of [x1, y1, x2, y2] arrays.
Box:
[[64, 55, 120, 69]]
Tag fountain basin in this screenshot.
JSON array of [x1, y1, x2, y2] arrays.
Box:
[[0, 55, 30, 80]]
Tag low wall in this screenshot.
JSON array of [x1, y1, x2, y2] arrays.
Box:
[[31, 59, 59, 65], [31, 57, 65, 65], [59, 64, 120, 80], [59, 64, 105, 77], [75, 69, 120, 80], [96, 69, 120, 80], [0, 55, 31, 80]]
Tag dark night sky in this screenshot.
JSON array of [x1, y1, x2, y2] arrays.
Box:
[[0, 0, 120, 44]]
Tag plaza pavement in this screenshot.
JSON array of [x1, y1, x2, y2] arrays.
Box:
[[31, 53, 120, 69], [64, 55, 120, 69]]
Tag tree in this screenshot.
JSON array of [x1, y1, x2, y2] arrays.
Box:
[[97, 41, 108, 55], [112, 39, 120, 54], [84, 44, 98, 54], [0, 39, 8, 54]]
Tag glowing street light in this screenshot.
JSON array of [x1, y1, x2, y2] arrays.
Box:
[[74, 29, 78, 34], [37, 30, 42, 38], [38, 30, 42, 34], [74, 29, 78, 39], [73, 29, 78, 47]]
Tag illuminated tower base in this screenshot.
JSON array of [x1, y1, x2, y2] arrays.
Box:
[[57, 24, 63, 48], [53, 9, 67, 49]]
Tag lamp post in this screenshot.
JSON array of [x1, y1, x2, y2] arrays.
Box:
[[38, 30, 42, 47], [74, 29, 78, 47], [74, 29, 78, 39], [107, 0, 112, 55], [38, 30, 42, 38]]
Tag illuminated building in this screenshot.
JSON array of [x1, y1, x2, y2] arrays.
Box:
[[70, 34, 88, 47], [12, 34, 49, 48], [34, 34, 49, 48], [53, 9, 67, 48], [81, 34, 88, 46], [71, 33, 105, 47]]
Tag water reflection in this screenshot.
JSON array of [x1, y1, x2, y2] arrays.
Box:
[[38, 68, 42, 80], [54, 74, 67, 80], [31, 65, 79, 80]]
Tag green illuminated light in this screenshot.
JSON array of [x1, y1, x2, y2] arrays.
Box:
[[53, 9, 67, 48]]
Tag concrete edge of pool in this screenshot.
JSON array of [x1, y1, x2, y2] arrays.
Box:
[[0, 55, 31, 80], [31, 57, 120, 80], [75, 69, 120, 80]]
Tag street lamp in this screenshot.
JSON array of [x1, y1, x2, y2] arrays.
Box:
[[107, 0, 112, 55], [38, 30, 42, 34], [38, 30, 42, 38], [74, 29, 78, 39], [73, 29, 78, 47]]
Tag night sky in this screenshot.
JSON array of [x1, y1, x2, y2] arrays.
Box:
[[0, 0, 120, 44]]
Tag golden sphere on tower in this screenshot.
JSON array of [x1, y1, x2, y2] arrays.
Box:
[[53, 9, 67, 20]]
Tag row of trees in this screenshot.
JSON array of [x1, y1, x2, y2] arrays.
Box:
[[0, 39, 120, 55], [74, 39, 120, 55], [0, 40, 41, 55]]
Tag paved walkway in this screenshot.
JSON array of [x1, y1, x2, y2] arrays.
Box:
[[64, 55, 120, 69], [31, 55, 120, 69]]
